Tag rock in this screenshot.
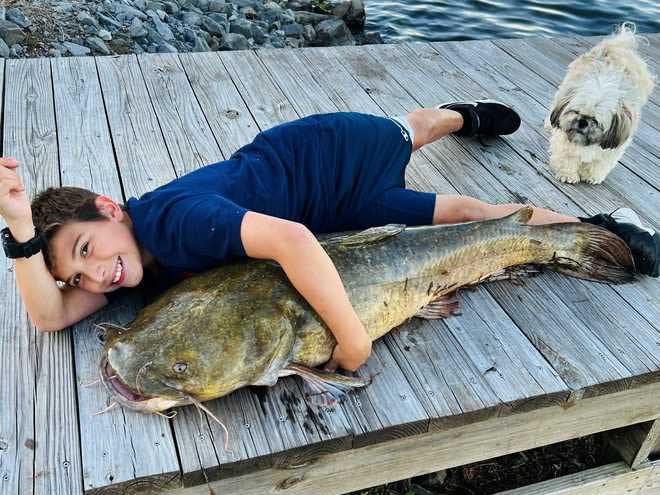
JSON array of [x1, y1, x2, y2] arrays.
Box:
[[283, 23, 303, 37], [192, 34, 210, 51], [294, 11, 332, 25], [163, 2, 180, 14], [230, 18, 252, 38], [54, 3, 75, 15], [220, 32, 249, 50], [200, 15, 225, 36], [157, 42, 178, 52], [182, 12, 202, 27], [194, 0, 210, 10], [48, 48, 62, 57], [86, 36, 111, 55], [10, 44, 24, 57], [146, 1, 166, 11], [62, 41, 91, 56], [77, 12, 99, 29], [251, 25, 266, 44], [344, 0, 365, 30], [0, 38, 9, 58], [129, 18, 148, 38], [302, 23, 315, 41], [97, 13, 123, 28], [98, 29, 113, 41], [314, 18, 353, 45], [0, 20, 25, 46], [208, 13, 228, 25], [6, 8, 31, 29], [242, 7, 258, 20], [117, 5, 148, 21], [207, 0, 227, 13], [0, 6, 5, 21], [148, 11, 175, 40]]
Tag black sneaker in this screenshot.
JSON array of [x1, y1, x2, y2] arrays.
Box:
[[437, 100, 521, 139], [580, 208, 659, 277]]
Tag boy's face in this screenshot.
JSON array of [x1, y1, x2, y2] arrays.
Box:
[[49, 196, 147, 293]]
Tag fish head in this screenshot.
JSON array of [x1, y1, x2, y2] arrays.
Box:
[[99, 289, 301, 413]]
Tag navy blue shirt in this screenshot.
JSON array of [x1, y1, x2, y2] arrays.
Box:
[[112, 112, 422, 300]]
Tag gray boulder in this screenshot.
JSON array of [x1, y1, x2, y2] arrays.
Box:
[[86, 36, 111, 55], [182, 12, 202, 26], [200, 15, 225, 35], [314, 18, 354, 45], [220, 32, 248, 50], [294, 11, 332, 25], [157, 42, 178, 52], [62, 41, 91, 56], [97, 13, 123, 28], [192, 34, 210, 51], [207, 0, 227, 13], [77, 12, 99, 29], [0, 20, 25, 46], [0, 38, 10, 58], [6, 8, 31, 29], [230, 18, 252, 38], [129, 18, 148, 38], [283, 23, 304, 37], [97, 29, 113, 41]]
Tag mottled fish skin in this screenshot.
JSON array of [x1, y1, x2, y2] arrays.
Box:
[[100, 208, 634, 411]]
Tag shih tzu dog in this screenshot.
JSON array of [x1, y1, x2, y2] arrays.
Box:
[[546, 23, 655, 184]]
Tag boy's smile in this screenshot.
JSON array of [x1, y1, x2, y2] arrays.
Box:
[[49, 197, 150, 293]]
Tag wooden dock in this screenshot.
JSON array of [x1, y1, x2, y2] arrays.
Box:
[[1, 34, 660, 495]]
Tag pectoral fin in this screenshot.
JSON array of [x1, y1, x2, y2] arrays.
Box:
[[284, 363, 369, 407], [320, 224, 406, 248]]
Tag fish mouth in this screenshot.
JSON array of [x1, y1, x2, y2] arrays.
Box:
[[99, 354, 187, 413], [101, 355, 153, 407]]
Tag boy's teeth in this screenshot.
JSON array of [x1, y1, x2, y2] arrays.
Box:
[[113, 258, 123, 284]]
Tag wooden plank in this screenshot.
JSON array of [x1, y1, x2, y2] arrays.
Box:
[[164, 380, 660, 495], [177, 52, 258, 156], [2, 57, 85, 495], [137, 53, 223, 175], [264, 44, 569, 429], [95, 55, 177, 197], [494, 461, 654, 495], [67, 54, 181, 494]]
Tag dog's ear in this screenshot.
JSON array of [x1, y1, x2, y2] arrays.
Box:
[[600, 105, 634, 149], [549, 88, 573, 128]]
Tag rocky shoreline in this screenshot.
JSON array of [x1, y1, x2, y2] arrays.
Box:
[[0, 0, 382, 58]]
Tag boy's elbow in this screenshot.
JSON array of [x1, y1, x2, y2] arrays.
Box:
[[33, 319, 65, 332]]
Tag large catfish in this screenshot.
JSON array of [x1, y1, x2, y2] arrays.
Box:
[[99, 208, 635, 415]]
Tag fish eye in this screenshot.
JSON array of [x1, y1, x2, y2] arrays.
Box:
[[173, 362, 187, 373]]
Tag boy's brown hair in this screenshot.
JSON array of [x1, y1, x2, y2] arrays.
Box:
[[31, 187, 106, 271]]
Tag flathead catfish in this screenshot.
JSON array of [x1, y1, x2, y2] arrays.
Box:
[[99, 208, 635, 413]]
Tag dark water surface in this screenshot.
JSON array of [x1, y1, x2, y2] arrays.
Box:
[[363, 0, 660, 42]]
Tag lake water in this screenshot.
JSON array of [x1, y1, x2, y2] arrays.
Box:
[[363, 0, 660, 42]]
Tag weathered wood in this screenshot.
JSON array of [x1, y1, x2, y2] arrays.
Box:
[[177, 52, 258, 156], [164, 381, 660, 495], [494, 461, 655, 495], [2, 57, 85, 495], [137, 53, 222, 175], [634, 420, 660, 469], [95, 55, 176, 197], [50, 54, 181, 495]]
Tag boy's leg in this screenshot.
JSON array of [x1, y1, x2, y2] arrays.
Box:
[[405, 101, 522, 151], [433, 195, 577, 225]]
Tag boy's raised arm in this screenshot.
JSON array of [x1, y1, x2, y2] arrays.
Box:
[[0, 158, 107, 332], [240, 211, 372, 372]]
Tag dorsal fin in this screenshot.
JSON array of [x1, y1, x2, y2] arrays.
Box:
[[320, 224, 406, 248]]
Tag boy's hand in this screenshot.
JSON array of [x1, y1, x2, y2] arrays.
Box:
[[324, 330, 372, 373], [0, 157, 32, 225]]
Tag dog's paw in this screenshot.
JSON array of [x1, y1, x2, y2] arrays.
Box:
[[556, 173, 580, 184], [583, 176, 605, 185]]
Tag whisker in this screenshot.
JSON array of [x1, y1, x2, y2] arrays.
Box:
[[93, 401, 118, 416], [80, 378, 101, 388], [187, 395, 233, 455], [155, 410, 178, 419]]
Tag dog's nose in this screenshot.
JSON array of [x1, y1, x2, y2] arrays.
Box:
[[577, 118, 588, 129]]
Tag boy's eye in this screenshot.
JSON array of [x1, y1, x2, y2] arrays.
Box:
[[81, 242, 89, 257], [72, 274, 81, 286]]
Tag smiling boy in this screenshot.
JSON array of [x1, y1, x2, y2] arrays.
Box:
[[1, 106, 657, 372]]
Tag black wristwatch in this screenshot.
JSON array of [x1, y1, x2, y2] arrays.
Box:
[[1, 227, 44, 259]]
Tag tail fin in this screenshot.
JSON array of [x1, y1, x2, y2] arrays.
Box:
[[550, 224, 636, 284]]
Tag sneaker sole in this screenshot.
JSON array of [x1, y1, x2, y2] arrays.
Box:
[[435, 99, 515, 110]]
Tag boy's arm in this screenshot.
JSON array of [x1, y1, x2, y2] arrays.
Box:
[[1, 158, 108, 332], [240, 211, 372, 372]]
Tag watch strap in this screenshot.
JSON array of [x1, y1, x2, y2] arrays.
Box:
[[1, 227, 44, 259]]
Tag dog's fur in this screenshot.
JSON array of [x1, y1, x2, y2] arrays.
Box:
[[546, 24, 654, 184]]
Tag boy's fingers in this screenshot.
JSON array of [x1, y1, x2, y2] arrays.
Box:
[[0, 157, 20, 169], [323, 359, 339, 373]]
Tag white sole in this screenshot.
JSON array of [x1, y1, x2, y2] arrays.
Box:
[[435, 99, 514, 110]]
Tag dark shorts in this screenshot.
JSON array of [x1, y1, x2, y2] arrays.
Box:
[[306, 112, 436, 232]]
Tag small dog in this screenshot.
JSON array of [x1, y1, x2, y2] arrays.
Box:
[[546, 24, 655, 184]]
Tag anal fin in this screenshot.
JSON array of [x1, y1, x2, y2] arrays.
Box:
[[414, 295, 461, 320]]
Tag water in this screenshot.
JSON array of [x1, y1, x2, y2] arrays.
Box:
[[364, 0, 660, 43]]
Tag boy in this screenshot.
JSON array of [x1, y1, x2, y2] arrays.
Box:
[[1, 103, 658, 373]]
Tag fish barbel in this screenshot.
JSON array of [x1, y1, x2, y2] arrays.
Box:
[[99, 208, 634, 413]]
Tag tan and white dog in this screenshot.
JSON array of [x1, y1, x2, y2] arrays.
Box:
[[546, 24, 655, 184]]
